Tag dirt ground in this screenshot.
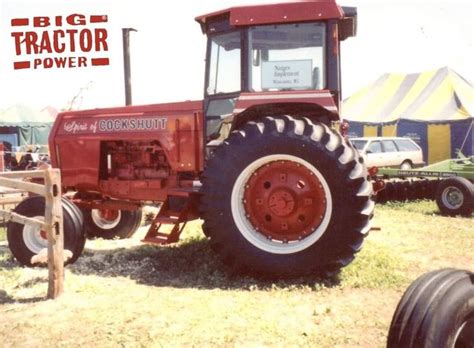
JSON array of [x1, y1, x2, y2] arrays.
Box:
[[0, 200, 472, 347]]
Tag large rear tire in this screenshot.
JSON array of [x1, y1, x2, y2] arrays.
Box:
[[83, 209, 142, 239], [435, 177, 473, 216], [7, 196, 85, 267], [201, 116, 374, 277], [387, 269, 474, 348]]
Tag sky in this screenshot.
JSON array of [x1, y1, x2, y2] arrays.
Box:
[[0, 0, 472, 112]]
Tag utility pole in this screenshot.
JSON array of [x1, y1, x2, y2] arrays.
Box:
[[122, 28, 137, 106]]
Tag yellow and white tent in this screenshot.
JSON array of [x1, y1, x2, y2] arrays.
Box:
[[342, 67, 473, 163]]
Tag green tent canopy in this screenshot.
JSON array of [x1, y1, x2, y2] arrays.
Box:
[[0, 104, 57, 145]]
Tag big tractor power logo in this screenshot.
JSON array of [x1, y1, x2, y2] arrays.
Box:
[[10, 14, 110, 70]]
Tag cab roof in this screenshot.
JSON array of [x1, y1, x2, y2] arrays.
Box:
[[196, 0, 345, 28], [196, 1, 356, 40]]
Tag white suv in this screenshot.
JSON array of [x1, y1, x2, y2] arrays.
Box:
[[350, 137, 424, 169]]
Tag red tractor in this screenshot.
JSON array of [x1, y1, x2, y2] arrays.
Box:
[[7, 0, 374, 277]]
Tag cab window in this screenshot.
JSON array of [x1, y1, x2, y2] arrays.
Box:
[[249, 22, 326, 91], [207, 32, 241, 95]]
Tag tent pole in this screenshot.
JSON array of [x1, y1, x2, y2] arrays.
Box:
[[457, 120, 473, 157]]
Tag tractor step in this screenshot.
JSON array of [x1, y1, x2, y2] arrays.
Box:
[[142, 232, 179, 245], [141, 191, 200, 245], [160, 210, 182, 217], [154, 216, 179, 224]]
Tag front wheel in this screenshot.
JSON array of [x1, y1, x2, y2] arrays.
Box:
[[82, 208, 142, 239], [201, 116, 374, 277], [436, 177, 473, 216], [7, 196, 85, 267], [388, 269, 474, 348]]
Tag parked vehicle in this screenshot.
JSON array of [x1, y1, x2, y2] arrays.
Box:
[[350, 137, 424, 169]]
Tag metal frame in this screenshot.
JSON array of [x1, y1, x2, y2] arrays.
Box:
[[378, 157, 474, 181]]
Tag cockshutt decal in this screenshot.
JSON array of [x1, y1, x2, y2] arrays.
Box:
[[62, 117, 168, 134]]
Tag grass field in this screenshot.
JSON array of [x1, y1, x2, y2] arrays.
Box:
[[0, 200, 472, 347]]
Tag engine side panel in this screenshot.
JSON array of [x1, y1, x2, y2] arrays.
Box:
[[49, 101, 203, 200]]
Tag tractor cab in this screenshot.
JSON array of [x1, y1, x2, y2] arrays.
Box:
[[196, 0, 357, 140]]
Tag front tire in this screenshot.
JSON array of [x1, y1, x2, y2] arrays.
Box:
[[7, 196, 85, 267], [436, 177, 473, 216], [387, 269, 474, 348], [201, 116, 374, 277], [83, 209, 142, 239]]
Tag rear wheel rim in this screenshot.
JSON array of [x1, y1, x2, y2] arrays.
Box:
[[91, 209, 121, 229], [231, 155, 332, 254], [442, 186, 464, 209], [23, 216, 47, 253]]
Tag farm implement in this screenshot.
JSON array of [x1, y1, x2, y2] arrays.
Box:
[[375, 155, 474, 216]]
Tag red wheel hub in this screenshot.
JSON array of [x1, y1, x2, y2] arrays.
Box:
[[268, 190, 295, 216], [98, 209, 119, 221], [243, 160, 327, 242]]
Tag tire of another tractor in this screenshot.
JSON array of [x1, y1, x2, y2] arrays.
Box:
[[387, 269, 474, 348], [6, 196, 85, 267], [82, 209, 142, 239], [200, 116, 374, 278], [435, 177, 474, 216]]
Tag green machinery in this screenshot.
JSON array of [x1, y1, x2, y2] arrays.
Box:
[[376, 155, 474, 216]]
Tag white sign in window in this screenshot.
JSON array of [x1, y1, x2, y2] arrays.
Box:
[[261, 60, 312, 89]]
